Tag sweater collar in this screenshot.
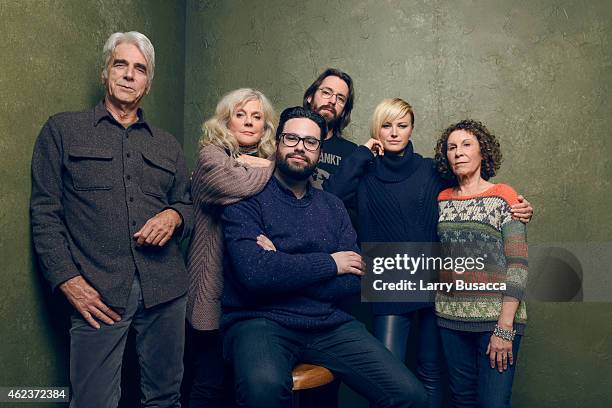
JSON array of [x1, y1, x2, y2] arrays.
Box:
[[373, 141, 420, 182], [239, 143, 259, 156], [271, 175, 313, 203]]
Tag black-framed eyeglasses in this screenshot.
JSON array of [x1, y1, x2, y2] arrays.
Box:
[[280, 133, 321, 152], [317, 87, 347, 106]]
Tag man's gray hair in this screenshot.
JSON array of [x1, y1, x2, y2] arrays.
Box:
[[101, 31, 155, 92]]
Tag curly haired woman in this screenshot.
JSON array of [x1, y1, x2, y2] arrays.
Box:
[[434, 119, 528, 408]]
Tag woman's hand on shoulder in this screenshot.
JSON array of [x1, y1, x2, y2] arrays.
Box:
[[363, 138, 384, 156], [511, 195, 533, 224], [236, 154, 273, 168]]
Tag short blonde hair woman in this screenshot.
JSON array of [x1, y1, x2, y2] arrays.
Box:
[[368, 97, 414, 140], [325, 97, 447, 406], [187, 88, 277, 407]]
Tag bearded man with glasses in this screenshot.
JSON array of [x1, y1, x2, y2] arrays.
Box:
[[219, 106, 426, 408], [303, 68, 359, 188]]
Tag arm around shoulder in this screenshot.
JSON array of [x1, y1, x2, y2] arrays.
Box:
[[323, 145, 374, 201], [192, 145, 274, 207], [499, 184, 528, 300]]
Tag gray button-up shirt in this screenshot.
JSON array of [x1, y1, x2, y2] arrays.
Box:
[[31, 102, 193, 309]]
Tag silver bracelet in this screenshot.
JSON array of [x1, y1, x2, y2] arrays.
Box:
[[493, 324, 516, 342]]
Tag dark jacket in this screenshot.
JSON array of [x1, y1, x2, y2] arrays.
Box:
[[30, 102, 193, 309]]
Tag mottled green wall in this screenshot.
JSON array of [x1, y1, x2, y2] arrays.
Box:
[[184, 0, 612, 406], [0, 0, 185, 401], [3, 0, 611, 406]]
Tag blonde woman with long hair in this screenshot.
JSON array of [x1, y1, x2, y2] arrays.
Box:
[[187, 88, 277, 407]]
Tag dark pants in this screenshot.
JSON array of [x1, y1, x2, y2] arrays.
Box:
[[225, 318, 426, 408], [439, 328, 522, 408], [188, 329, 230, 408], [373, 308, 444, 408], [69, 275, 186, 408]]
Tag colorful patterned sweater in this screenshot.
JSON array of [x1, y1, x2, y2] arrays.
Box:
[[436, 183, 528, 334]]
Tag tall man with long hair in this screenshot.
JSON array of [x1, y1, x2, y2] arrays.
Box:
[[303, 68, 358, 188]]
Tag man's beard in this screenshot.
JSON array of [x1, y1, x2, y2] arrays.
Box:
[[311, 103, 340, 132], [276, 151, 318, 181]]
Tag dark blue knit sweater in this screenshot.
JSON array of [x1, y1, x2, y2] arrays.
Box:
[[220, 176, 361, 331], [324, 142, 451, 315]]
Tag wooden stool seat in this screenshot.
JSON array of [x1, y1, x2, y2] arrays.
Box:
[[291, 363, 335, 391]]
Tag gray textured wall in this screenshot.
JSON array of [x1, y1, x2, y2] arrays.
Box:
[[183, 0, 612, 406], [0, 0, 185, 403]]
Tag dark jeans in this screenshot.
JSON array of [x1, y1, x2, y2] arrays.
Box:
[[69, 275, 186, 408], [439, 327, 522, 408], [224, 318, 426, 408], [373, 308, 444, 408], [188, 329, 230, 408]]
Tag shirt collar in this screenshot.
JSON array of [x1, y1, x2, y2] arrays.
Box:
[[272, 174, 314, 200], [93, 100, 153, 135]]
